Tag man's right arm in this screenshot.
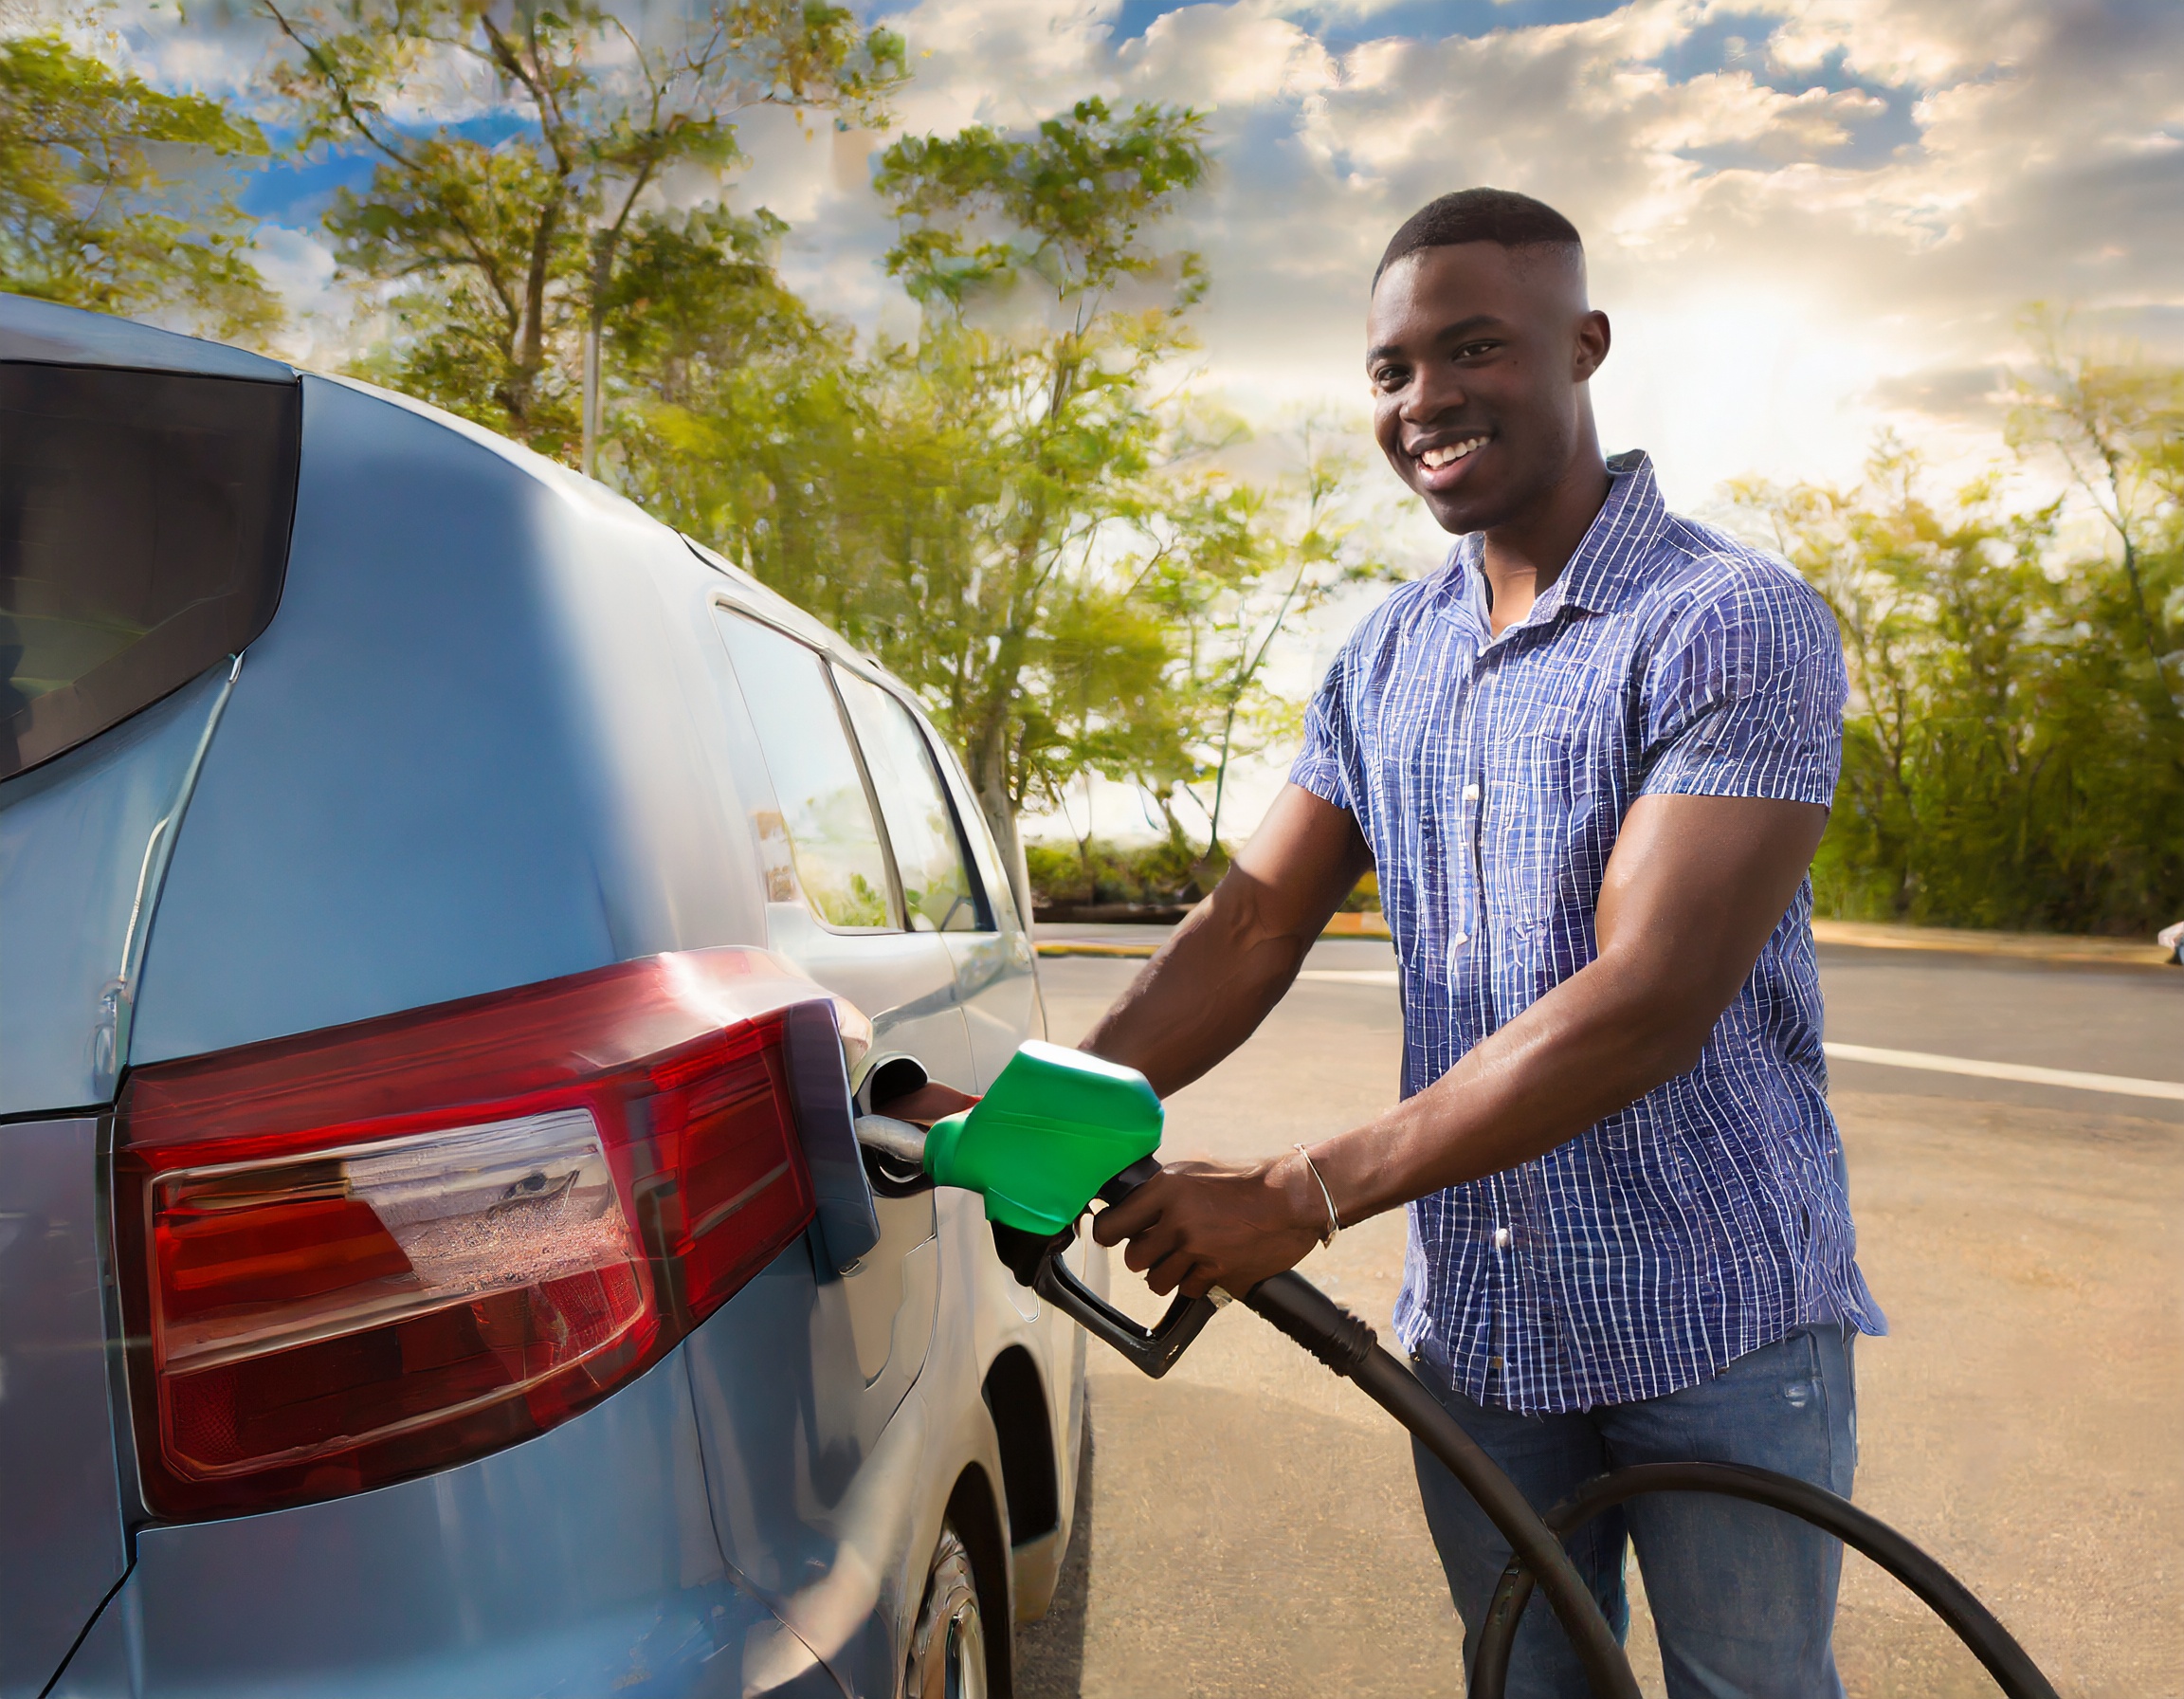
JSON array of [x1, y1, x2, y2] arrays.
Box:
[[1078, 785, 1374, 1095]]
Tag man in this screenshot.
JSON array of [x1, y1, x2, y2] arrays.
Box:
[[1081, 189, 1884, 1695]]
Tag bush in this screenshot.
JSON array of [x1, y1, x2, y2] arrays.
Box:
[[1025, 838, 1222, 908], [1738, 427, 2184, 938], [1027, 839, 1380, 912]]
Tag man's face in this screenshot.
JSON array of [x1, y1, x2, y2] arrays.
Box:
[[1366, 242, 1609, 535]]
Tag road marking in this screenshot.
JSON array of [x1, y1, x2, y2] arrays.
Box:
[[1821, 1042, 2184, 1102], [1293, 975, 2184, 1103]]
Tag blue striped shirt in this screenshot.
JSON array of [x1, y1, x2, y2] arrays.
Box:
[[1291, 452, 1884, 1415]]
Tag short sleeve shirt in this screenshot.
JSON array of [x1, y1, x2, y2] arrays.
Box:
[[1291, 451, 1884, 1415]]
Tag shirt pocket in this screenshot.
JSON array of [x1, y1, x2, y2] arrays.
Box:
[[1481, 729, 1576, 933]]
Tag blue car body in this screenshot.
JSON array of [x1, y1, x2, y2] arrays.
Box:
[[0, 293, 1089, 1698]]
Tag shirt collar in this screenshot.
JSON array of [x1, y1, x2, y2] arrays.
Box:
[[1435, 449, 1668, 639]]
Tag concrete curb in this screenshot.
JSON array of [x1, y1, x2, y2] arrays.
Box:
[[1809, 919, 2174, 970]]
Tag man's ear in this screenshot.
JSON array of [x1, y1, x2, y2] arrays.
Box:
[[1574, 309, 1611, 381]]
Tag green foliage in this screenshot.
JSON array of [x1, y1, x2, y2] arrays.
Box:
[[1025, 840, 1377, 914], [852, 100, 1209, 862], [1133, 418, 1395, 852], [1025, 835, 1219, 910], [0, 31, 277, 338], [1734, 358, 2184, 935], [874, 95, 1209, 310], [267, 0, 904, 455], [629, 97, 1216, 907]]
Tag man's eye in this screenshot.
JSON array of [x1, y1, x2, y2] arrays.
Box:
[[1454, 340, 1499, 360], [1373, 366, 1407, 389]]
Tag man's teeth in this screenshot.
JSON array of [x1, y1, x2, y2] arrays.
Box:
[[1418, 436, 1489, 470]]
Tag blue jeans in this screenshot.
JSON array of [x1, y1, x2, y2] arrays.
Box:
[[1411, 1324, 1857, 1698]]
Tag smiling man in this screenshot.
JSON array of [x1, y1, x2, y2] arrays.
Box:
[[1081, 189, 1884, 1694]]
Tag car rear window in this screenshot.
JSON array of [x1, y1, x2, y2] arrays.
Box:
[[0, 361, 300, 781]]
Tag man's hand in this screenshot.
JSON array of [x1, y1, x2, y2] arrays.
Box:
[[1090, 1153, 1329, 1298]]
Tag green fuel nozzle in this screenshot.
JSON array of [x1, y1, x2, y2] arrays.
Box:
[[915, 1040, 1216, 1379], [920, 1040, 1165, 1234]]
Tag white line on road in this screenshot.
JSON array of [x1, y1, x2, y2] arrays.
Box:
[[1821, 1042, 2184, 1102], [1292, 971, 2184, 1102]]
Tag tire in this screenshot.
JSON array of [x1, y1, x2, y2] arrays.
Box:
[[906, 1518, 992, 1699]]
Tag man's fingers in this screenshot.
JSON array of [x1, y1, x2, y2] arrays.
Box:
[[1119, 1223, 1178, 1275], [1145, 1248, 1215, 1299], [1090, 1183, 1166, 1246]]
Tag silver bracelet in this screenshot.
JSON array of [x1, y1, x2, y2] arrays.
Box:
[[1294, 1143, 1342, 1248]]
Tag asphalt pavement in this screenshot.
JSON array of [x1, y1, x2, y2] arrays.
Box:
[[1015, 932, 2184, 1698]]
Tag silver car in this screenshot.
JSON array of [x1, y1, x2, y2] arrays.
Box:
[[0, 291, 1088, 1698]]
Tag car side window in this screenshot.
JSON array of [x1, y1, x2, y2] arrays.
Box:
[[712, 609, 896, 931], [831, 667, 988, 935]]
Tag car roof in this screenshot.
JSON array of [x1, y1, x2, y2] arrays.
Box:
[[0, 294, 900, 691], [0, 292, 295, 383], [315, 372, 890, 682]]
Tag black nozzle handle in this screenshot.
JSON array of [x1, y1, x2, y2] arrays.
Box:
[[1098, 1153, 1164, 1205], [1033, 1248, 1220, 1379], [986, 1155, 1221, 1379]]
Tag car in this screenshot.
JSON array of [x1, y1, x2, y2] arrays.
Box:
[[2161, 920, 2183, 966], [0, 290, 1093, 1699]]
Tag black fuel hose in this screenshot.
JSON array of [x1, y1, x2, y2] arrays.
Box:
[[1240, 1270, 2060, 1699], [1468, 1462, 2060, 1699], [1244, 1271, 1642, 1699]]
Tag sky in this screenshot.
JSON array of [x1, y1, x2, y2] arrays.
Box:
[[85, 0, 2184, 842]]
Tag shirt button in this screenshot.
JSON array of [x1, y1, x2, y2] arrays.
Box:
[[1463, 782, 1481, 801], [1451, 930, 1469, 948], [1492, 1226, 1512, 1250]]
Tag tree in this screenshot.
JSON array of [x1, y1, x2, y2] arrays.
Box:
[[265, 0, 903, 465], [681, 96, 1212, 914], [0, 31, 277, 338], [1028, 578, 1180, 881], [2007, 310, 2184, 706], [1137, 419, 1393, 859], [1734, 394, 2184, 934]]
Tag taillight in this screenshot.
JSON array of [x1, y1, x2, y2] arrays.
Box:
[[116, 948, 846, 1519]]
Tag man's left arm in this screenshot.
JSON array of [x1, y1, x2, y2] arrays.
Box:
[[1089, 793, 1827, 1297]]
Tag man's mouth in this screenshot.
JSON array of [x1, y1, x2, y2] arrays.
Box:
[[1411, 433, 1491, 484]]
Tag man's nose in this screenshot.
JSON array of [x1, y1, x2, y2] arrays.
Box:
[[1402, 364, 1465, 422]]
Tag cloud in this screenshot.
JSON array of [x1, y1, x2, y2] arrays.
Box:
[[1069, 0, 2179, 501], [71, 0, 2181, 457], [29, 0, 2162, 523]]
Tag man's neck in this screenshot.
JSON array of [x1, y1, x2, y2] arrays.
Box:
[[1478, 448, 1613, 637]]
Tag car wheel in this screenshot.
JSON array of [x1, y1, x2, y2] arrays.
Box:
[[907, 1518, 991, 1699]]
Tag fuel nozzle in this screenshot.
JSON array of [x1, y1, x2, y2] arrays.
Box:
[[916, 1041, 1219, 1379], [919, 1041, 1164, 1233]]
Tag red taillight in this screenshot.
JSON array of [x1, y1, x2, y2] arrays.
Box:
[[116, 948, 838, 1519]]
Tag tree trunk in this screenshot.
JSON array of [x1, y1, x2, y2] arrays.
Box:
[[968, 711, 1034, 931]]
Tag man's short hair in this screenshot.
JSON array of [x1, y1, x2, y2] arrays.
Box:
[[1374, 189, 1583, 287]]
